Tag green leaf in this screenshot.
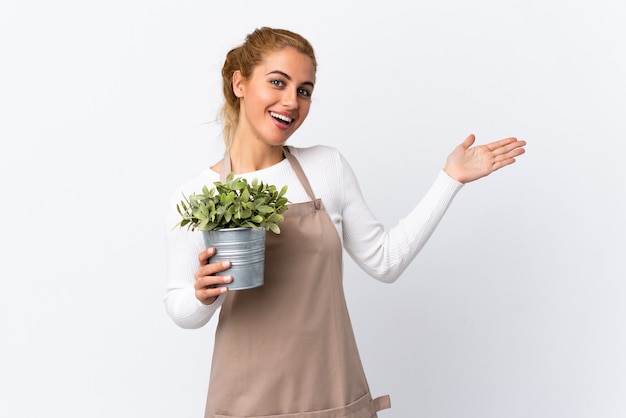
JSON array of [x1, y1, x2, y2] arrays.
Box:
[[256, 205, 273, 214], [269, 223, 281, 234], [241, 187, 250, 202], [232, 178, 247, 190]]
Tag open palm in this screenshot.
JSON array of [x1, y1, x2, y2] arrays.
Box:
[[444, 134, 526, 183]]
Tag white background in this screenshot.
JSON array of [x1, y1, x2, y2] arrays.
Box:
[[1, 1, 625, 417]]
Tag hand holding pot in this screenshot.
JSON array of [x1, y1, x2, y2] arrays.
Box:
[[194, 247, 232, 305]]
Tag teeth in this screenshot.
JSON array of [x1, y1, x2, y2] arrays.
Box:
[[270, 112, 293, 123]]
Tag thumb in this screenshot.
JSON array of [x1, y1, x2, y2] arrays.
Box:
[[461, 134, 476, 149]]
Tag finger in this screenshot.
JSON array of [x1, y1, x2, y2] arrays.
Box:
[[495, 139, 526, 155], [198, 247, 216, 265], [494, 144, 526, 162], [492, 157, 517, 172], [198, 259, 232, 277], [487, 137, 519, 152], [196, 285, 228, 305], [492, 147, 526, 170], [195, 272, 233, 290], [461, 134, 476, 149]]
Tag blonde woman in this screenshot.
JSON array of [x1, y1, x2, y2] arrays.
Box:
[[165, 27, 526, 418]]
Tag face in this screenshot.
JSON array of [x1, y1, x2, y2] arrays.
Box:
[[233, 47, 316, 148]]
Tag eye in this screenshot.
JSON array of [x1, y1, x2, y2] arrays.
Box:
[[298, 88, 312, 98], [270, 79, 284, 87]]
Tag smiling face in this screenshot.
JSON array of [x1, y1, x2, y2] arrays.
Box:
[[232, 47, 316, 149]]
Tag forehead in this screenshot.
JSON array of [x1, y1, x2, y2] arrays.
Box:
[[255, 47, 316, 83]]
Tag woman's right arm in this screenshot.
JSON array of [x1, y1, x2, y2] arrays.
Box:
[[164, 194, 232, 329]]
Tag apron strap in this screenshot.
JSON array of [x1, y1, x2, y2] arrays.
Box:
[[220, 147, 319, 207], [283, 146, 318, 204], [371, 395, 392, 414], [219, 150, 232, 183]]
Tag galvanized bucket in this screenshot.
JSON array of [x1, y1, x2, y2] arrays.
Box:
[[202, 227, 266, 290]]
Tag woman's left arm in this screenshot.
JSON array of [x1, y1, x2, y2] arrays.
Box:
[[340, 135, 525, 283], [340, 154, 463, 283]]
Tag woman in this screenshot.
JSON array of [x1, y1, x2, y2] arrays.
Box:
[[165, 27, 526, 418]]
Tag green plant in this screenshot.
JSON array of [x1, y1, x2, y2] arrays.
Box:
[[176, 172, 289, 234]]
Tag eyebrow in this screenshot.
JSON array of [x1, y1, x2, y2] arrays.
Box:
[[266, 70, 315, 88]]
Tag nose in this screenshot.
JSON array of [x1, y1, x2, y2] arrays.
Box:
[[281, 88, 299, 109]]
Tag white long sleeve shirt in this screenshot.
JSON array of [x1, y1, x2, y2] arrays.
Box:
[[164, 145, 463, 329]]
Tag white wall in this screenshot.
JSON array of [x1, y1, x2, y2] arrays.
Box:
[[1, 1, 625, 417]]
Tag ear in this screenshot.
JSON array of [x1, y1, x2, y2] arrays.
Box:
[[232, 70, 245, 98]]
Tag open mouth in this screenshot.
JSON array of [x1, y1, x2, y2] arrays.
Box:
[[270, 111, 293, 125]]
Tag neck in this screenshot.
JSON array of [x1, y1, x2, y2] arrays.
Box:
[[228, 140, 285, 174]]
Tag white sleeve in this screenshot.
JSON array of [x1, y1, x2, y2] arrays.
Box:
[[163, 189, 224, 329], [340, 154, 464, 283]]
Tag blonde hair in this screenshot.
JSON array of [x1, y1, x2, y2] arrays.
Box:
[[219, 27, 317, 149]]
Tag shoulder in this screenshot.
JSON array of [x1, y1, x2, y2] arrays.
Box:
[[287, 145, 344, 172], [288, 144, 341, 158], [286, 145, 356, 210]]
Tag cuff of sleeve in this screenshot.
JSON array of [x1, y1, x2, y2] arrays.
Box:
[[194, 292, 225, 310], [437, 169, 464, 190]]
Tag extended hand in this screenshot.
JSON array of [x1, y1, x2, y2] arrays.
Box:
[[444, 134, 526, 183]]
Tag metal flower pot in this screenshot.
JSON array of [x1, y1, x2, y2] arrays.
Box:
[[202, 227, 266, 290]]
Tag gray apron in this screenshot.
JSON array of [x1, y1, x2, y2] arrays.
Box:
[[205, 148, 391, 417]]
